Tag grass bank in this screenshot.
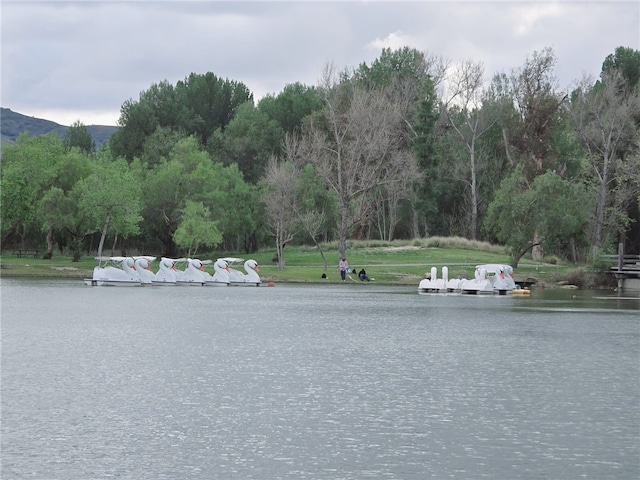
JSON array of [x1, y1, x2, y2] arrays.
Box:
[[0, 237, 609, 289]]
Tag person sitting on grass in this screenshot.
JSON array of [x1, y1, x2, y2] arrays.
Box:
[[358, 268, 370, 281]]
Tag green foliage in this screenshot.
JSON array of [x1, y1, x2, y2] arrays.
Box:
[[483, 165, 594, 266], [412, 76, 440, 228], [2, 47, 638, 263], [1, 133, 66, 243], [212, 102, 284, 183], [77, 155, 143, 249], [110, 73, 252, 161], [64, 121, 95, 154], [602, 46, 640, 91], [356, 46, 428, 88], [173, 201, 222, 256], [140, 126, 187, 168], [258, 82, 323, 134]]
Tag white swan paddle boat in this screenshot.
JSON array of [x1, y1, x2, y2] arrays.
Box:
[[418, 264, 524, 295], [165, 258, 227, 286], [207, 258, 231, 286], [222, 257, 262, 286], [459, 264, 517, 295], [134, 257, 156, 285], [173, 258, 208, 286], [417, 266, 462, 293], [153, 257, 179, 285], [84, 256, 156, 286]]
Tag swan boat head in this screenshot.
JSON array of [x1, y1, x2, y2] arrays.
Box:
[[211, 258, 231, 284], [243, 259, 261, 284], [134, 256, 157, 284]]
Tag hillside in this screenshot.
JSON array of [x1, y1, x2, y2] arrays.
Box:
[[0, 107, 118, 148]]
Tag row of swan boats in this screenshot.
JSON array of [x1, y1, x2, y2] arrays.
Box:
[[418, 264, 530, 295], [84, 256, 262, 287]]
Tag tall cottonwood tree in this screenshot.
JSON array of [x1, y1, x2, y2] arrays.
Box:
[[506, 47, 568, 179], [441, 59, 495, 239], [492, 47, 567, 259], [570, 69, 640, 251], [356, 47, 448, 239], [300, 64, 419, 258]]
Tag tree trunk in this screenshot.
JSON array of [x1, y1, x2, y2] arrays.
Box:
[[502, 127, 514, 166], [412, 210, 420, 238], [43, 227, 55, 259], [338, 199, 350, 259], [276, 227, 286, 270], [470, 140, 478, 240], [532, 231, 544, 261], [96, 209, 112, 259], [594, 153, 611, 250]]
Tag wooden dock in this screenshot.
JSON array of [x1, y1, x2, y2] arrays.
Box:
[[607, 243, 640, 292]]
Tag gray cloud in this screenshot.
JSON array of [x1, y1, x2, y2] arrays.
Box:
[[2, 0, 638, 126]]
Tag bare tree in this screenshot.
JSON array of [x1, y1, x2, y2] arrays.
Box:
[[441, 59, 495, 239], [570, 69, 640, 250], [296, 209, 329, 271], [300, 64, 419, 258], [261, 153, 300, 270]]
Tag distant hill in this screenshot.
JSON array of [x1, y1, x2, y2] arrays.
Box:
[[0, 107, 118, 149]]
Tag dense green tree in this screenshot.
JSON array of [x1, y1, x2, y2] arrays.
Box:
[[111, 73, 252, 161], [602, 46, 640, 92], [210, 102, 284, 184], [76, 154, 143, 258], [355, 46, 446, 89], [37, 186, 91, 260], [176, 72, 253, 146], [64, 121, 95, 154], [484, 165, 594, 267], [412, 75, 440, 237], [206, 162, 260, 253], [1, 133, 65, 251], [39, 148, 93, 258], [140, 137, 256, 255], [258, 82, 323, 134], [140, 137, 210, 256], [140, 126, 187, 169], [173, 201, 222, 257]]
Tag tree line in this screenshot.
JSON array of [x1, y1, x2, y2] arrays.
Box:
[[1, 46, 639, 268]]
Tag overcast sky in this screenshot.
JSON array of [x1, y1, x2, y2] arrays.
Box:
[[2, 0, 638, 127]]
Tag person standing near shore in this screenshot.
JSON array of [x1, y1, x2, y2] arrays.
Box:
[[339, 257, 348, 281]]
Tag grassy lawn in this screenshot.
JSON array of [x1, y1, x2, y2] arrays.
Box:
[[0, 238, 585, 287]]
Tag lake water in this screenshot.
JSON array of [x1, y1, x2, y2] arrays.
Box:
[[1, 279, 639, 479]]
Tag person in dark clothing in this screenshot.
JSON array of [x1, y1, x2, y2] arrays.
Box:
[[358, 268, 370, 281]]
